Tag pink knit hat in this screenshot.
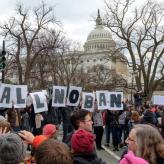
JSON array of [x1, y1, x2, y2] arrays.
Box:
[[42, 124, 57, 137]]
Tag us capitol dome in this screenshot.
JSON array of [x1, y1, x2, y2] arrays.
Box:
[[84, 9, 116, 52], [79, 9, 127, 77]]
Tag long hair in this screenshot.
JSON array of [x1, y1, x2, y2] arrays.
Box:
[[134, 124, 164, 164]]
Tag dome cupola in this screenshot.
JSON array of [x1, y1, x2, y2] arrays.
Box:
[[84, 9, 116, 52]]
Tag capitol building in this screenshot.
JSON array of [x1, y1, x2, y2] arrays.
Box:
[[73, 10, 128, 91]]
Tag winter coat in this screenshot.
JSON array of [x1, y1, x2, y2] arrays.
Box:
[[104, 110, 119, 127], [46, 100, 60, 125], [158, 115, 164, 138], [59, 106, 74, 124], [119, 151, 149, 164], [141, 111, 157, 125], [21, 112, 30, 131], [156, 156, 164, 164], [7, 108, 21, 128], [73, 152, 106, 164]]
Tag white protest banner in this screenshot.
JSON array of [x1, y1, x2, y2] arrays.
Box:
[[52, 86, 67, 107], [42, 90, 48, 97], [108, 92, 123, 110], [0, 83, 12, 108], [12, 85, 27, 108], [30, 92, 48, 113], [67, 86, 82, 106], [96, 91, 109, 110], [82, 92, 95, 112], [153, 95, 164, 105]]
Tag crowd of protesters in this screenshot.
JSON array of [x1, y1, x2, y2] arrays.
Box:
[[0, 92, 164, 164]]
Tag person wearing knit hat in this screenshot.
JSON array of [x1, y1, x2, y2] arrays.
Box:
[[32, 135, 48, 149], [71, 129, 95, 153], [0, 133, 26, 164], [42, 124, 57, 138], [18, 130, 48, 149], [71, 129, 106, 164]]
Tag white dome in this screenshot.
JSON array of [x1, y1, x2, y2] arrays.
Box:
[[84, 10, 116, 52], [87, 25, 112, 42]]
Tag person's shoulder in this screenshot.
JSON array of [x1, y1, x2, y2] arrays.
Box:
[[73, 156, 90, 164], [91, 157, 106, 164], [157, 156, 164, 164]]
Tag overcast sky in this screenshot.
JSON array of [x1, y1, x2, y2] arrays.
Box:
[[0, 0, 163, 47], [0, 0, 105, 45]]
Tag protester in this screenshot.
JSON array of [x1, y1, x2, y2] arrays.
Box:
[[119, 151, 149, 164], [124, 124, 164, 164], [141, 105, 158, 125], [42, 123, 57, 139], [103, 110, 113, 147], [93, 107, 104, 150], [21, 107, 31, 131], [157, 107, 164, 138], [65, 109, 93, 147], [46, 99, 60, 127], [71, 129, 106, 164], [35, 139, 73, 164], [18, 130, 48, 163], [0, 133, 26, 164], [6, 106, 21, 132], [128, 110, 141, 131], [111, 111, 121, 151], [118, 109, 127, 147], [59, 106, 74, 143]]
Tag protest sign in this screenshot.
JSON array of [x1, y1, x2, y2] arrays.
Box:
[[52, 86, 67, 107], [82, 92, 95, 112], [30, 92, 48, 113], [67, 86, 82, 106]]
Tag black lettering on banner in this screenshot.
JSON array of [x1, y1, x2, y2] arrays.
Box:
[[0, 87, 10, 103], [69, 90, 79, 104], [84, 95, 93, 108], [99, 93, 107, 106], [34, 94, 44, 108], [110, 94, 121, 107], [54, 89, 65, 104], [16, 88, 25, 104]]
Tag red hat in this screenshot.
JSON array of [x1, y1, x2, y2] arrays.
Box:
[[43, 124, 57, 137], [32, 135, 47, 149], [71, 129, 95, 153]]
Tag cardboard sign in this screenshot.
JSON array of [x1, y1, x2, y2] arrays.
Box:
[[0, 83, 12, 108], [96, 91, 109, 110], [12, 85, 27, 108], [30, 92, 48, 113], [108, 92, 123, 110], [0, 84, 27, 108], [82, 92, 95, 112], [52, 86, 67, 107], [67, 86, 82, 106], [153, 95, 164, 105]]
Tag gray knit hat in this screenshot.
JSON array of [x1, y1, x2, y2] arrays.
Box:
[[0, 133, 26, 164]]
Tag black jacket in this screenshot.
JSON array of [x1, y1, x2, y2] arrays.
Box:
[[157, 156, 164, 164], [73, 152, 106, 164]]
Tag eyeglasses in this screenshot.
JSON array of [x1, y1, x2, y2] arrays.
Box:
[[81, 119, 93, 122], [126, 136, 136, 142]]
